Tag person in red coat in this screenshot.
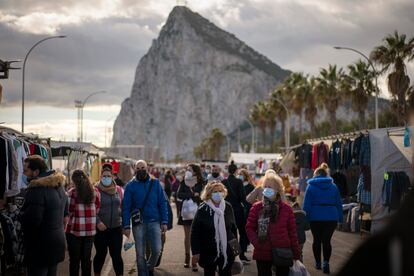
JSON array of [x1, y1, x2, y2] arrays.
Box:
[[246, 173, 301, 276]]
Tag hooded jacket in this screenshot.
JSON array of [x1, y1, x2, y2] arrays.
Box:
[[20, 171, 68, 265], [303, 176, 343, 222]]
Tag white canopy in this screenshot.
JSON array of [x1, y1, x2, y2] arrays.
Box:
[[228, 152, 282, 165], [369, 128, 413, 232]]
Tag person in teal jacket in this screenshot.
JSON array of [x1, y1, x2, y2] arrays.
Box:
[[122, 160, 168, 276], [303, 163, 343, 275]]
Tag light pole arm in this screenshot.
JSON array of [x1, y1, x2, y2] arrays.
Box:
[[21, 35, 66, 132], [82, 90, 106, 106]]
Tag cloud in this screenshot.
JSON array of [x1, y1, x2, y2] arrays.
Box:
[[0, 0, 413, 108]]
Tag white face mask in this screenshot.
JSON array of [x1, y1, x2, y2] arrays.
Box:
[[176, 175, 183, 182], [185, 171, 193, 179]]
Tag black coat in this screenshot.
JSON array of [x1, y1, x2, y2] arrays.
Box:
[[20, 171, 68, 266], [222, 175, 246, 219], [177, 180, 205, 225], [191, 202, 237, 267]]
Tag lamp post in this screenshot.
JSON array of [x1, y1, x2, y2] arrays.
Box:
[[75, 91, 106, 142], [333, 46, 379, 129], [105, 115, 117, 148], [271, 96, 290, 152], [21, 35, 66, 132]]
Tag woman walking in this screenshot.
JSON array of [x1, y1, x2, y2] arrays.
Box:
[[66, 170, 100, 276], [191, 181, 238, 276], [93, 166, 124, 276], [303, 163, 343, 274], [177, 164, 205, 271], [246, 173, 300, 276]]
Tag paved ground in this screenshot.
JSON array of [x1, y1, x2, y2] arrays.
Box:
[[58, 204, 365, 275]]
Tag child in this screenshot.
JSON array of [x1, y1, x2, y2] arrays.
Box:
[[292, 202, 310, 262]]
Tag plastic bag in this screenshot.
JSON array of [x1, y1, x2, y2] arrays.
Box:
[[231, 256, 244, 275], [289, 260, 310, 276], [181, 199, 198, 221], [123, 236, 135, 252]]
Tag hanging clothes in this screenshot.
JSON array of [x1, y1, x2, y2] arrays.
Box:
[[382, 171, 410, 212], [329, 140, 342, 171], [311, 143, 319, 169], [332, 172, 348, 198], [357, 173, 371, 205], [359, 135, 371, 166], [296, 143, 313, 169], [317, 142, 329, 167]]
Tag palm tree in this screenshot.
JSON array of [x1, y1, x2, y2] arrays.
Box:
[[265, 101, 277, 151], [343, 60, 376, 129], [286, 73, 307, 139], [210, 128, 225, 160], [269, 87, 288, 146], [303, 76, 318, 137], [250, 101, 268, 147], [316, 64, 345, 134], [370, 31, 414, 124]]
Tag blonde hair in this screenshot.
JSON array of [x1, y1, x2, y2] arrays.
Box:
[[314, 163, 330, 177], [261, 173, 285, 197], [201, 181, 228, 201], [265, 169, 277, 176]]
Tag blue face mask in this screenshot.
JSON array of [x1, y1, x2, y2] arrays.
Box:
[[22, 175, 29, 186], [211, 192, 224, 203], [263, 187, 275, 199], [101, 176, 113, 187], [238, 175, 244, 182]]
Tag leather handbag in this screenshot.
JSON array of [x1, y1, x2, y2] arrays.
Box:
[[228, 238, 241, 256], [271, 248, 294, 267]]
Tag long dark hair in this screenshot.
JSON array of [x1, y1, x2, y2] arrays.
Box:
[[188, 163, 204, 184], [71, 170, 95, 204]]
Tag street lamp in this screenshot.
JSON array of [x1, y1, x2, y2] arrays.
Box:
[[271, 96, 290, 152], [105, 115, 117, 148], [21, 35, 66, 132], [75, 90, 106, 142], [333, 46, 379, 129]]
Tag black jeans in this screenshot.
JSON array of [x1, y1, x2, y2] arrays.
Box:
[[234, 209, 249, 254], [310, 221, 337, 264], [203, 256, 233, 276], [93, 227, 124, 275], [256, 260, 290, 276], [66, 233, 94, 276], [27, 264, 58, 276]]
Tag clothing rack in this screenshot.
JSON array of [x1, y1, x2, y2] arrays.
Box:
[[305, 130, 369, 144]]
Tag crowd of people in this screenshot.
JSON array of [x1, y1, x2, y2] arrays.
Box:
[[18, 152, 347, 276]]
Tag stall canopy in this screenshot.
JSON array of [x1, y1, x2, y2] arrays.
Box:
[[370, 128, 413, 232], [388, 127, 412, 165], [228, 152, 282, 164], [50, 141, 103, 156]]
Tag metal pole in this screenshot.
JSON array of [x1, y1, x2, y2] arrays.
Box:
[[271, 96, 290, 152], [80, 90, 106, 142], [333, 46, 379, 129], [21, 35, 66, 132], [225, 135, 230, 159]]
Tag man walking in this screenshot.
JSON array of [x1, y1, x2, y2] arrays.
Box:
[[20, 155, 67, 276], [122, 160, 169, 276]]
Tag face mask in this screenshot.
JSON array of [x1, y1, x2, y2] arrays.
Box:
[[136, 170, 148, 181], [22, 175, 29, 186], [206, 169, 211, 174], [176, 175, 183, 182], [212, 172, 220, 178], [185, 171, 193, 179], [238, 175, 244, 182], [243, 181, 249, 187], [263, 187, 275, 200], [211, 192, 224, 203], [101, 176, 113, 187]]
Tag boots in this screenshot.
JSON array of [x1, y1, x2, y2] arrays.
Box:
[[323, 261, 330, 274]]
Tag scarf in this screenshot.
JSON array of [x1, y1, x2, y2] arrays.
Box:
[[98, 182, 117, 195], [206, 199, 228, 268], [258, 195, 280, 242], [184, 176, 197, 188]]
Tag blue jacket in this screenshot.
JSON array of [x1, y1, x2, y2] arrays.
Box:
[[122, 177, 168, 229], [303, 176, 343, 222]]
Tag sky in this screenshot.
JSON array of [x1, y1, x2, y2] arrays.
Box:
[[1, 0, 413, 147]]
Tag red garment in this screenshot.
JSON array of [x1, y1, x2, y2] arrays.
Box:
[[29, 144, 36, 155], [110, 161, 120, 174], [66, 187, 100, 237], [311, 144, 319, 170], [246, 201, 301, 261], [318, 142, 329, 166]]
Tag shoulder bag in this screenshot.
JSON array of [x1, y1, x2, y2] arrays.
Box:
[[131, 179, 154, 227]]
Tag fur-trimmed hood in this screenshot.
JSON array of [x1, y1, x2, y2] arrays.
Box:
[[29, 171, 66, 188]]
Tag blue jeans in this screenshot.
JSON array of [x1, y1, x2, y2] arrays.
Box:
[[132, 222, 162, 275]]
